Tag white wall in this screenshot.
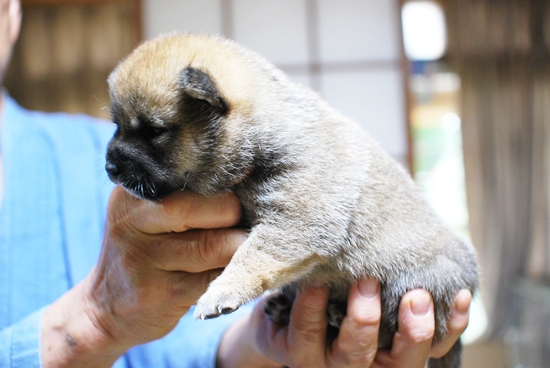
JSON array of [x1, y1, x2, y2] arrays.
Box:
[[143, 0, 408, 166]]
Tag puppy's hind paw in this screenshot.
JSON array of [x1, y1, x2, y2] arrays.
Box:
[[264, 292, 293, 326], [327, 300, 347, 328]]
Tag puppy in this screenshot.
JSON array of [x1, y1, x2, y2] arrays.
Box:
[[105, 33, 478, 368]]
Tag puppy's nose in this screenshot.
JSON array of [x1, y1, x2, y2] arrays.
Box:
[[105, 162, 120, 177]]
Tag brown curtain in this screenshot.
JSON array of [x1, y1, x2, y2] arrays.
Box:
[[5, 0, 141, 119], [445, 0, 550, 339]]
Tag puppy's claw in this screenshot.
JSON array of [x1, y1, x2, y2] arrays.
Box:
[[193, 305, 238, 320], [221, 307, 235, 314], [193, 290, 243, 321]]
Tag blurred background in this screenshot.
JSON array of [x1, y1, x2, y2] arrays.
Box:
[[6, 1, 550, 367]]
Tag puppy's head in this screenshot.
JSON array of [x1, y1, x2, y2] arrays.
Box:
[[105, 34, 258, 200]]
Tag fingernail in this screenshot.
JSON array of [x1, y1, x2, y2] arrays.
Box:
[[411, 292, 431, 316], [358, 278, 379, 298], [454, 290, 472, 315]]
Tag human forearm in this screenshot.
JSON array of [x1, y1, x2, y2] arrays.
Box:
[[41, 188, 248, 368], [41, 275, 126, 368]]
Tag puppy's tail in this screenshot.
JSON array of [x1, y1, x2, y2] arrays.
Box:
[[428, 339, 462, 368]]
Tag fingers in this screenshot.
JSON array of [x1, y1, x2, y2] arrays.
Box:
[[106, 187, 246, 272], [255, 287, 332, 366], [168, 268, 225, 306], [217, 308, 283, 368], [329, 278, 381, 367], [102, 187, 248, 307], [153, 228, 249, 272], [108, 186, 242, 235], [430, 289, 471, 358], [156, 190, 243, 232], [135, 228, 248, 305], [253, 298, 287, 364], [377, 290, 434, 368], [286, 286, 330, 366]]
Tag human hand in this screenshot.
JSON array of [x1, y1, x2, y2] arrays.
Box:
[[375, 288, 471, 367], [218, 280, 471, 368], [41, 186, 247, 368]]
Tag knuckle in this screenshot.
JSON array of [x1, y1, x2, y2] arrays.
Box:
[[157, 192, 196, 232], [330, 337, 377, 368], [159, 199, 186, 231], [108, 220, 148, 260], [296, 307, 327, 328], [348, 308, 381, 328], [406, 325, 435, 345], [196, 230, 223, 266], [340, 350, 374, 367], [338, 338, 370, 358], [295, 323, 326, 344], [287, 346, 322, 367], [291, 312, 327, 343], [148, 235, 176, 269], [336, 328, 378, 364]]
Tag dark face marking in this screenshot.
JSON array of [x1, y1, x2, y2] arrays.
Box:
[[106, 115, 182, 200], [106, 67, 229, 200]]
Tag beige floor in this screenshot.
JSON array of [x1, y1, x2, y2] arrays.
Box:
[[463, 343, 508, 368]]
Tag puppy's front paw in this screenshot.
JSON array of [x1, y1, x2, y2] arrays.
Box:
[[193, 287, 244, 320], [193, 274, 264, 320]]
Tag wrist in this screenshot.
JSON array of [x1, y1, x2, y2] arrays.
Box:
[[41, 275, 127, 368]]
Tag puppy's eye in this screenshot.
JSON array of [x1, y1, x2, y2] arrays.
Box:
[[145, 125, 169, 138], [152, 126, 165, 135]]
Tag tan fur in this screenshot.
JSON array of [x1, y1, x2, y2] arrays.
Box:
[[106, 33, 478, 368], [109, 34, 258, 116]]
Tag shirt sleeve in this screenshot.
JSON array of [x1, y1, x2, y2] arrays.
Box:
[[0, 303, 255, 368], [0, 308, 44, 368], [122, 303, 256, 368]]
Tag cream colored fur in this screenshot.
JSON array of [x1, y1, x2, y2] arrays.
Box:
[[107, 33, 478, 368]]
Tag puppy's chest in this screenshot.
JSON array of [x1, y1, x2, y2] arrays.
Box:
[[232, 182, 273, 228], [231, 163, 292, 223]]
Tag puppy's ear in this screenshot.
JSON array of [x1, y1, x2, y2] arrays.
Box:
[[179, 66, 228, 114]]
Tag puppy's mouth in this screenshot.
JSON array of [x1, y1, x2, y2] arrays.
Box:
[[106, 162, 177, 201], [119, 174, 164, 201]]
